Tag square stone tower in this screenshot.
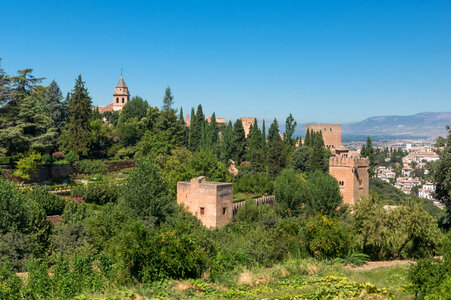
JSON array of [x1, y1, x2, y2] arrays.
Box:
[[305, 124, 341, 149], [177, 177, 233, 228]]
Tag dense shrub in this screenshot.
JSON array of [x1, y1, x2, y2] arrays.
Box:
[[41, 153, 53, 165], [233, 170, 273, 194], [273, 169, 310, 217], [72, 184, 121, 205], [235, 199, 277, 224], [23, 260, 52, 299], [0, 178, 29, 234], [27, 186, 66, 215], [0, 262, 22, 299], [12, 151, 42, 180], [304, 214, 351, 259], [61, 200, 91, 224], [0, 232, 33, 272], [307, 170, 343, 216], [112, 222, 208, 282], [77, 159, 107, 174], [65, 150, 79, 164]]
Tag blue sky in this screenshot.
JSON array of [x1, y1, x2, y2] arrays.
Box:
[[1, 0, 450, 124]]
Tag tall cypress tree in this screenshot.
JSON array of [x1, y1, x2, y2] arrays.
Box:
[[283, 113, 297, 145], [63, 75, 92, 156], [188, 105, 204, 152], [233, 119, 247, 164], [188, 107, 196, 151], [248, 121, 265, 171], [309, 132, 328, 172], [267, 119, 285, 178], [220, 121, 235, 164], [304, 129, 311, 147], [177, 107, 188, 147]]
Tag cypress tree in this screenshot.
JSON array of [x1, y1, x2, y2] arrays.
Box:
[[63, 75, 92, 156], [305, 129, 311, 147], [177, 107, 188, 147], [189, 105, 204, 152], [267, 119, 285, 178], [248, 121, 265, 171], [283, 113, 297, 145], [220, 121, 235, 164], [309, 132, 328, 172], [233, 119, 247, 164], [188, 107, 196, 151]]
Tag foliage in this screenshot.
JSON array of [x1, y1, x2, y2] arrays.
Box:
[[72, 183, 121, 205], [304, 214, 351, 259], [235, 199, 277, 224], [233, 169, 273, 194], [120, 156, 175, 225], [0, 231, 33, 271], [27, 185, 66, 215], [290, 146, 311, 173], [307, 170, 343, 216], [77, 159, 107, 174], [0, 178, 28, 233], [267, 119, 285, 178], [273, 169, 309, 217], [12, 150, 42, 180], [0, 262, 22, 299], [136, 131, 173, 158], [61, 200, 91, 224], [61, 75, 92, 156], [190, 150, 229, 182]]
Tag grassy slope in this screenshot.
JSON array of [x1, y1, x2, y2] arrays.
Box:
[[82, 259, 414, 299]]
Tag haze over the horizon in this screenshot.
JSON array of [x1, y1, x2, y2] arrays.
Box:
[[1, 0, 450, 123]]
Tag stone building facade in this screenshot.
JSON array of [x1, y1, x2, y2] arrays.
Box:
[[177, 176, 233, 228], [97, 76, 130, 114], [240, 117, 256, 137], [305, 124, 341, 149], [306, 124, 369, 205]]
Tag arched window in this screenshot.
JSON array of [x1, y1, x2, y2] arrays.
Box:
[[116, 97, 119, 103], [122, 98, 125, 103]]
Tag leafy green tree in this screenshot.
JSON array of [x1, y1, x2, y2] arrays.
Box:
[[136, 131, 173, 158], [190, 150, 229, 182], [61, 75, 92, 156], [89, 119, 115, 158], [155, 87, 186, 147], [117, 117, 144, 147], [267, 119, 285, 178], [120, 156, 175, 225], [102, 110, 120, 126], [429, 125, 451, 228], [0, 178, 29, 234], [307, 170, 343, 216], [233, 119, 247, 164], [9, 68, 44, 104], [290, 146, 311, 173], [0, 58, 11, 105], [273, 169, 310, 217], [156, 147, 195, 192], [117, 96, 149, 125], [201, 113, 220, 156], [283, 113, 297, 146]]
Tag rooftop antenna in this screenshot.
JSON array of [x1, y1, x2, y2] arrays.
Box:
[[120, 67, 123, 77]]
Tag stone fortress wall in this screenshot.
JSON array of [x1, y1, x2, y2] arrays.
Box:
[[305, 123, 341, 149]]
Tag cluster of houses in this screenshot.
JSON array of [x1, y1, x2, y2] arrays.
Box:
[[376, 145, 443, 209]]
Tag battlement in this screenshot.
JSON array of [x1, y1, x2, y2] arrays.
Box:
[[329, 156, 369, 167]]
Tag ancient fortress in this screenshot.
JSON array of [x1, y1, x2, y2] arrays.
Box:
[[305, 124, 369, 205]]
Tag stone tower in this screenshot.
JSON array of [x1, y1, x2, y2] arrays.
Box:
[[305, 124, 341, 149], [112, 76, 130, 111]]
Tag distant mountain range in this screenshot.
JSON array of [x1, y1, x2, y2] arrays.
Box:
[[294, 112, 451, 140], [341, 112, 451, 138]]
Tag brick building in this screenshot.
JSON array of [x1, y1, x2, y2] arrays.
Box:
[[97, 76, 130, 114], [177, 176, 233, 228], [305, 124, 341, 149]]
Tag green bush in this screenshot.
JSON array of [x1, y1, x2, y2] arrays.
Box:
[[24, 260, 52, 299], [65, 150, 79, 164], [0, 232, 33, 272], [273, 169, 310, 217], [27, 186, 66, 215], [304, 214, 351, 259], [61, 200, 91, 224], [0, 156, 14, 166], [41, 153, 53, 165], [72, 184, 121, 205], [233, 170, 273, 194], [0, 262, 22, 299], [77, 159, 107, 174], [0, 178, 29, 234], [12, 151, 42, 180]]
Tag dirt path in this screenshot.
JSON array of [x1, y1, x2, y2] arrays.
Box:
[[346, 259, 415, 271]]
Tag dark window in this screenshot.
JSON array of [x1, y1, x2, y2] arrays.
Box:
[[116, 97, 119, 103], [200, 207, 205, 215], [122, 98, 125, 103], [222, 207, 227, 215]]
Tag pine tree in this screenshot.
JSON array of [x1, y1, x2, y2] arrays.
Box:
[[267, 119, 285, 178], [283, 113, 297, 145], [43, 80, 67, 132], [162, 86, 174, 111], [62, 75, 92, 156], [233, 119, 247, 164], [155, 88, 181, 145]]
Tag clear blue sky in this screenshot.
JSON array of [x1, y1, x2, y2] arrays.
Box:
[[1, 0, 450, 124]]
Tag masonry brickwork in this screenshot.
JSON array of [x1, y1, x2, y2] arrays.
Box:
[[97, 76, 130, 114], [177, 176, 233, 228], [240, 117, 256, 137], [305, 123, 341, 149]]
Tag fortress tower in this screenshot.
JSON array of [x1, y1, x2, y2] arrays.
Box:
[[305, 124, 341, 149], [112, 76, 130, 111], [306, 123, 369, 205]]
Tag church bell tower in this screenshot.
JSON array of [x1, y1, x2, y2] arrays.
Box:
[[113, 76, 130, 111]]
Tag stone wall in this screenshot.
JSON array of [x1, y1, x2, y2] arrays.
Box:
[[240, 117, 256, 137], [177, 176, 233, 228]]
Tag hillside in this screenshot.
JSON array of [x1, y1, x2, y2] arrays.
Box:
[[341, 112, 451, 138]]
